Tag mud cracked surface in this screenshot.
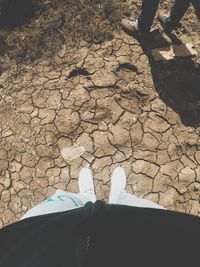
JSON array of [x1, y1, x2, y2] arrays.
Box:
[[0, 2, 200, 227]]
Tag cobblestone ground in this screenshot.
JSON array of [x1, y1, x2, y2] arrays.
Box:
[[0, 2, 200, 227]]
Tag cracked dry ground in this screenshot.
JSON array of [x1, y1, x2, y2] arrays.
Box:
[[1, 24, 200, 227]]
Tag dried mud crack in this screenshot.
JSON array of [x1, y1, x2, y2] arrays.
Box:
[[0, 0, 200, 227]]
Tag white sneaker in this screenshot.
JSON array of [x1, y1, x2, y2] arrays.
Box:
[[78, 168, 96, 202], [121, 19, 139, 32], [109, 167, 127, 204]]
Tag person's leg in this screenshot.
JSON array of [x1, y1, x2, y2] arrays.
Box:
[[20, 168, 96, 220], [109, 167, 165, 210], [20, 190, 91, 220], [121, 0, 160, 33], [191, 0, 200, 19], [138, 0, 160, 32], [116, 191, 166, 210], [164, 0, 191, 31]]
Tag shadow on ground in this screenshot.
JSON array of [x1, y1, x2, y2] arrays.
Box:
[[126, 29, 200, 128], [0, 0, 35, 29], [150, 57, 200, 127]]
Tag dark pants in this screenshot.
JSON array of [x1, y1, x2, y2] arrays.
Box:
[[1, 201, 200, 267], [138, 0, 200, 32]]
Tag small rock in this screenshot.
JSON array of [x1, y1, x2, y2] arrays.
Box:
[[152, 43, 197, 61], [2, 130, 13, 137], [61, 145, 85, 161]]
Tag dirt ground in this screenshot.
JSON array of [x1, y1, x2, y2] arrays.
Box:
[[0, 0, 200, 227]]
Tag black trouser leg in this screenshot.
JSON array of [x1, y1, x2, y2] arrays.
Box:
[[165, 0, 191, 31], [138, 0, 160, 32], [191, 0, 200, 19]]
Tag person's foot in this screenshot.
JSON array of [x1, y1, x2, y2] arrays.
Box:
[[157, 11, 172, 33], [121, 18, 139, 32], [78, 168, 96, 202], [109, 167, 127, 204]]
